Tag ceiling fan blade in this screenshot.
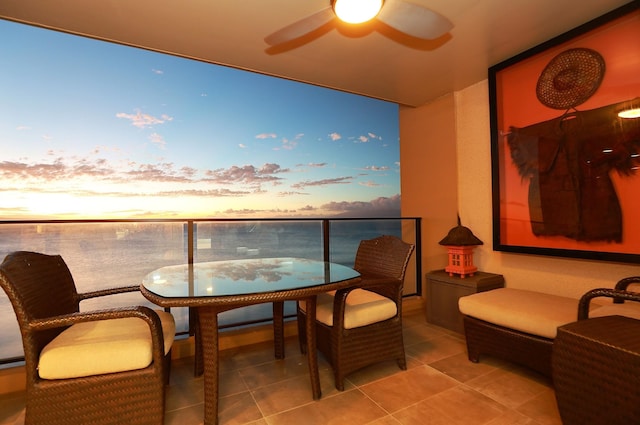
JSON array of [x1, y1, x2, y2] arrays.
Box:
[[377, 0, 453, 40], [264, 6, 336, 46]]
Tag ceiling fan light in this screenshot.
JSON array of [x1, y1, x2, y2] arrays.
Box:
[[333, 0, 384, 24], [618, 108, 640, 119]]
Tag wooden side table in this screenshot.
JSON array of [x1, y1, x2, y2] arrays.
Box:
[[425, 269, 504, 333]]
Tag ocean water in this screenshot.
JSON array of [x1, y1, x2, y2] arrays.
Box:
[[0, 219, 405, 361]]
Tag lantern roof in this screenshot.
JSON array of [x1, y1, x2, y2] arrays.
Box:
[[439, 217, 484, 246]]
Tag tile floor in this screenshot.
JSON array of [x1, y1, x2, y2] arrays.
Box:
[[0, 309, 562, 425]]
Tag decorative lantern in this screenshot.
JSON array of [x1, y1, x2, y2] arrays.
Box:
[[439, 218, 483, 278]]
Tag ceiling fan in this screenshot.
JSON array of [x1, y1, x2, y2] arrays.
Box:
[[264, 0, 453, 46]]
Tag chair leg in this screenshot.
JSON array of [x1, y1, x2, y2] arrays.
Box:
[[297, 307, 307, 354], [164, 350, 172, 385]]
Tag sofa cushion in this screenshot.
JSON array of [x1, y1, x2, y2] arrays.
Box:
[[458, 288, 599, 339], [588, 300, 640, 320], [300, 289, 397, 329], [38, 310, 175, 379]]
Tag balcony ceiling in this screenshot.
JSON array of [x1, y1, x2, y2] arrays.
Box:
[[0, 0, 632, 107]]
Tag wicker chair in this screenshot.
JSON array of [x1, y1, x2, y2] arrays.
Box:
[[552, 277, 640, 425], [297, 235, 415, 390], [0, 251, 175, 425]]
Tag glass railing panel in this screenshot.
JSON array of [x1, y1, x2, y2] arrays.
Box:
[[193, 220, 325, 326], [0, 221, 189, 361], [0, 217, 420, 365]]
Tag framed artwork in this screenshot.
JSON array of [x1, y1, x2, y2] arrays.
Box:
[[490, 2, 640, 263]]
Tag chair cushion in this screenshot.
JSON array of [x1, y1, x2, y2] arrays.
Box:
[[301, 289, 397, 329], [458, 288, 598, 339], [38, 310, 175, 379]]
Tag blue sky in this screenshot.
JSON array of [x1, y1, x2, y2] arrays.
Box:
[[0, 19, 400, 219]]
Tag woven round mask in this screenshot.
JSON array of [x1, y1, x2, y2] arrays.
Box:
[[536, 48, 605, 110]]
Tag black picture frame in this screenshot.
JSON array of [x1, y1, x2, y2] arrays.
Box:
[[490, 1, 640, 263]]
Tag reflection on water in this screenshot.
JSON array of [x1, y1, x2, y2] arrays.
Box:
[[0, 219, 404, 361]]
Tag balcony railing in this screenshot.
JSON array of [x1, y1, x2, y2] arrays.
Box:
[[0, 217, 421, 365]]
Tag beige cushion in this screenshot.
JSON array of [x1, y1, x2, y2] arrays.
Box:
[[300, 289, 397, 329], [458, 288, 599, 339], [38, 310, 175, 380]]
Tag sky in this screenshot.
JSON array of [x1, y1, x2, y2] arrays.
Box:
[[0, 19, 401, 220]]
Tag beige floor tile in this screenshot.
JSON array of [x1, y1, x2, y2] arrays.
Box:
[[428, 352, 499, 383], [404, 334, 467, 364], [164, 402, 205, 425], [342, 357, 419, 388], [265, 389, 387, 425], [368, 416, 403, 425], [238, 352, 320, 388], [515, 389, 562, 425], [0, 311, 563, 425], [251, 367, 343, 416], [360, 366, 458, 413], [219, 391, 263, 425], [486, 409, 544, 425], [465, 367, 550, 409], [402, 322, 448, 346], [0, 392, 25, 425], [392, 385, 506, 425]]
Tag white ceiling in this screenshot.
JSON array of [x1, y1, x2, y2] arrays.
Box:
[[0, 0, 633, 107]]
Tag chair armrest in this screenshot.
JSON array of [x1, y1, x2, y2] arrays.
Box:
[[77, 285, 140, 301], [29, 306, 166, 360], [613, 277, 640, 303], [578, 288, 640, 320]]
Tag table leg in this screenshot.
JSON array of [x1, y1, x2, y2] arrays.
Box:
[[198, 307, 220, 425], [304, 296, 322, 400], [273, 301, 285, 359]]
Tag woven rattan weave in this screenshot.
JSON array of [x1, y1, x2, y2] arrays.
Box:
[[297, 235, 415, 390], [463, 315, 554, 377], [553, 279, 640, 424], [0, 251, 172, 425]]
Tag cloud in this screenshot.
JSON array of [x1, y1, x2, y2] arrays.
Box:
[[204, 163, 289, 186], [259, 163, 288, 174], [277, 191, 308, 197], [352, 133, 383, 144], [291, 176, 353, 189], [255, 133, 277, 139], [321, 194, 401, 217], [275, 133, 304, 151], [238, 143, 247, 149], [116, 110, 173, 129], [363, 165, 389, 171], [149, 133, 166, 149], [152, 69, 164, 75], [329, 132, 341, 141], [359, 180, 380, 187], [16, 125, 30, 131]]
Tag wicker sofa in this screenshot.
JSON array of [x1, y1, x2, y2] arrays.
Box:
[[553, 286, 640, 424], [458, 277, 640, 378]]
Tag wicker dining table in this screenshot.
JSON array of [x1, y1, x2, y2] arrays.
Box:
[[140, 257, 361, 425]]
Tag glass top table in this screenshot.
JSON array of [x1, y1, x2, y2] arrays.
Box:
[[141, 257, 361, 425]]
